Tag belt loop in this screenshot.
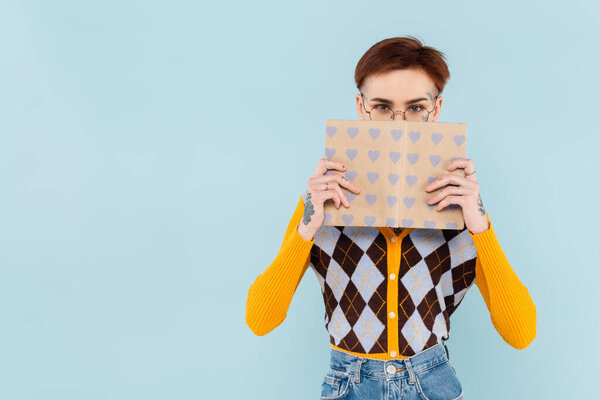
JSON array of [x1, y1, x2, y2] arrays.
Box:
[[404, 358, 416, 385], [353, 358, 365, 383], [442, 340, 450, 360]]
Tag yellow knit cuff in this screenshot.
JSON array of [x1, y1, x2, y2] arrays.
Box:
[[467, 213, 504, 270], [288, 220, 316, 248], [467, 213, 493, 237]]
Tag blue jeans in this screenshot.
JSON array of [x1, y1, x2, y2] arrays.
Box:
[[320, 340, 463, 400]]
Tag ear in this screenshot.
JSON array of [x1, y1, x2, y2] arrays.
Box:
[[432, 96, 443, 122], [356, 93, 367, 120]]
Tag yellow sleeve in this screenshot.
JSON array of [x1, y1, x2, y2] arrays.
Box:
[[469, 213, 537, 350], [245, 195, 316, 336]]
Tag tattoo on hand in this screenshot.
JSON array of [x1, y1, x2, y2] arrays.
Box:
[[477, 193, 486, 216], [303, 192, 315, 225]]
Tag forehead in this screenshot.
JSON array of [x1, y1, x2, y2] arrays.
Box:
[[364, 68, 434, 101]]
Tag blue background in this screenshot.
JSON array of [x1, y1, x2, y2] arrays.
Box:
[[1, 1, 598, 399]]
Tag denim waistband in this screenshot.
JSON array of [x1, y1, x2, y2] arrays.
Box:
[[329, 340, 450, 382]]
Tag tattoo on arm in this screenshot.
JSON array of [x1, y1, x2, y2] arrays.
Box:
[[477, 194, 486, 216], [303, 191, 315, 225]]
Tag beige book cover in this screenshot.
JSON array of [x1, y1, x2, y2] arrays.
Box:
[[323, 119, 467, 230]]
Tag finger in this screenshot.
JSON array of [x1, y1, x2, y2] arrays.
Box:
[[309, 177, 341, 208], [325, 175, 351, 207], [316, 170, 360, 195], [446, 158, 475, 174], [434, 195, 464, 211], [425, 173, 473, 192], [445, 158, 470, 171], [313, 158, 346, 178], [314, 173, 350, 207], [427, 186, 472, 205], [322, 189, 343, 209], [335, 172, 361, 193], [323, 166, 361, 193]]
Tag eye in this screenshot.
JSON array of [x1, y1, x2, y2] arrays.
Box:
[[408, 104, 425, 112], [374, 104, 390, 111]]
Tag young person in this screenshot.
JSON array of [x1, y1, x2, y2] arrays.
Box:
[[246, 36, 536, 400]]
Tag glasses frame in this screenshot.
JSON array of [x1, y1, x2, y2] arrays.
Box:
[[359, 91, 439, 121]]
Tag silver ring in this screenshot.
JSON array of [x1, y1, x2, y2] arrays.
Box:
[[324, 182, 328, 190], [466, 169, 475, 176]]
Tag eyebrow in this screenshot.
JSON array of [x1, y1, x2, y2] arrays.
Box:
[[369, 97, 429, 106]]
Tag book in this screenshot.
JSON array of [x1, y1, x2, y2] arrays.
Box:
[[322, 119, 467, 229]]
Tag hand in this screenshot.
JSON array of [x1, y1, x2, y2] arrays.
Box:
[[424, 158, 490, 235], [297, 158, 361, 241]]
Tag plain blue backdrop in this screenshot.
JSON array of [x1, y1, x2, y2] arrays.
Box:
[[1, 1, 598, 399]]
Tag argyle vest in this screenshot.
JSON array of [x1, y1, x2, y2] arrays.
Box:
[[309, 224, 477, 357]]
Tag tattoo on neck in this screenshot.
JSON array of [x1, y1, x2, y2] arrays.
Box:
[[477, 194, 486, 216], [303, 192, 315, 225]]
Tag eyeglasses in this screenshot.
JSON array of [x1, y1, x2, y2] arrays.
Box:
[[360, 92, 439, 122]]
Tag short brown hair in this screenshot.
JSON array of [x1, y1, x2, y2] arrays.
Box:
[[354, 36, 450, 96]]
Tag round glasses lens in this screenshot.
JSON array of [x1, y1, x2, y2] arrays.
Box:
[[370, 106, 395, 120], [405, 106, 432, 122]]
